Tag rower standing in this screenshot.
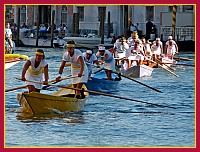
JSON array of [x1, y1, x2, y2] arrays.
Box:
[[96, 45, 115, 80], [56, 40, 88, 99], [164, 36, 178, 59], [113, 37, 129, 66], [141, 37, 152, 59], [82, 50, 100, 78], [127, 31, 142, 47], [151, 38, 162, 61], [21, 49, 49, 93], [127, 41, 144, 67]]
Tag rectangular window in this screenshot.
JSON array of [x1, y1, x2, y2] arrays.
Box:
[[77, 6, 84, 21], [20, 5, 27, 26], [98, 7, 106, 21], [61, 6, 67, 24], [183, 5, 194, 12], [169, 6, 173, 12], [146, 6, 154, 21], [5, 5, 14, 23]]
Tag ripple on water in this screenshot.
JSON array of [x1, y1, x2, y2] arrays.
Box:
[[5, 49, 195, 147]]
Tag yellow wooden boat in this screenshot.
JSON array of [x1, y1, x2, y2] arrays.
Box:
[[17, 84, 89, 114]]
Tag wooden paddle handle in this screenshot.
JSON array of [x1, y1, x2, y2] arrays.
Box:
[[5, 85, 27, 92]]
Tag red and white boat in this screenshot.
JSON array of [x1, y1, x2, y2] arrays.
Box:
[[5, 54, 28, 70]]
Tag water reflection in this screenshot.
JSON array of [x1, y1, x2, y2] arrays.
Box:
[[16, 109, 85, 125]]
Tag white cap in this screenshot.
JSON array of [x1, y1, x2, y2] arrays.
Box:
[[156, 38, 160, 41], [98, 46, 105, 51], [86, 50, 92, 54], [168, 36, 173, 40]]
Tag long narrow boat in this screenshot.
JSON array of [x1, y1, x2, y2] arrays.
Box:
[[5, 54, 28, 70], [115, 52, 154, 78], [5, 58, 21, 70], [120, 64, 153, 78], [160, 56, 177, 68], [86, 70, 121, 92], [17, 84, 89, 114]]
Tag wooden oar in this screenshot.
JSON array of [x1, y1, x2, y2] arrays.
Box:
[[16, 79, 175, 109], [148, 59, 179, 77], [16, 75, 79, 90], [155, 58, 176, 71], [114, 57, 125, 60], [42, 75, 73, 89], [93, 67, 104, 74], [175, 63, 195, 67], [5, 85, 27, 92], [174, 56, 193, 61], [110, 70, 163, 93]]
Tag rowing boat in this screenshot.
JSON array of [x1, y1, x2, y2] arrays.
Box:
[[5, 58, 21, 70], [86, 70, 121, 92], [160, 56, 176, 68], [120, 64, 153, 78], [5, 54, 28, 70], [17, 84, 89, 114]]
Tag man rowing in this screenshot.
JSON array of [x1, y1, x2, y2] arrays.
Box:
[[164, 36, 178, 60], [151, 37, 162, 61], [82, 50, 100, 78], [127, 40, 145, 67], [96, 45, 115, 80]]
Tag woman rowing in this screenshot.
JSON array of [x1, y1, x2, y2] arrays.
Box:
[[21, 49, 49, 92], [56, 40, 88, 99]]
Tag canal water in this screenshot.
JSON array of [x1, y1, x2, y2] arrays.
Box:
[[5, 47, 195, 147]]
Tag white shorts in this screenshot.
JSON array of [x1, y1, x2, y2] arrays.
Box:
[[25, 71, 43, 89], [71, 66, 88, 84], [152, 50, 161, 55], [167, 49, 176, 56], [104, 59, 115, 71]]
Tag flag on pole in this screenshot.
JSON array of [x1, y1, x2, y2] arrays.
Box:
[[172, 5, 177, 37]]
